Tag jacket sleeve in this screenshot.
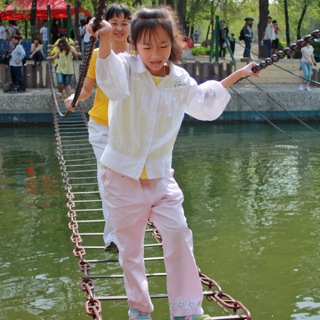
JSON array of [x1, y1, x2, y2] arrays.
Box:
[[96, 51, 130, 101], [185, 79, 231, 121]]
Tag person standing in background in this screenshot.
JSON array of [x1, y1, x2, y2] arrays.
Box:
[[0, 20, 6, 60], [272, 19, 279, 54], [299, 42, 316, 92], [9, 35, 26, 93], [51, 19, 59, 44], [262, 16, 275, 57], [219, 20, 229, 59], [242, 17, 254, 60], [81, 16, 92, 56], [193, 30, 199, 44], [40, 21, 48, 58], [229, 33, 235, 55]]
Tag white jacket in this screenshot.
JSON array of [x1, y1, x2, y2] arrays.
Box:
[[96, 52, 231, 180]]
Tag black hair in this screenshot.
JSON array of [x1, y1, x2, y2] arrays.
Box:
[[58, 39, 71, 55], [130, 6, 184, 64], [105, 3, 131, 21]]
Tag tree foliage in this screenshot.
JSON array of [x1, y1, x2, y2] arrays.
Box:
[[1, 0, 319, 53]]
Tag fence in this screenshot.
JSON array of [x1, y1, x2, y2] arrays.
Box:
[[0, 61, 238, 90], [1, 60, 320, 89]]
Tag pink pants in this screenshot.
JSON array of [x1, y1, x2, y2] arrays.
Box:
[[101, 168, 204, 317]]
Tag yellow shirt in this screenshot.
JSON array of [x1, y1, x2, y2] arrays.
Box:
[[87, 49, 109, 126], [56, 47, 77, 75]]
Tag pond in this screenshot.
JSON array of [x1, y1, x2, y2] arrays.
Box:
[[0, 123, 319, 320]]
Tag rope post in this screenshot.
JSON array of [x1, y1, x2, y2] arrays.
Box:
[[67, 5, 72, 39], [47, 5, 51, 44]]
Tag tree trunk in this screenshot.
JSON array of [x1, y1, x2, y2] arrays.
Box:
[[258, 0, 269, 58], [176, 0, 187, 34], [283, 0, 290, 47], [30, 0, 37, 39], [297, 0, 308, 40], [74, 0, 81, 47]]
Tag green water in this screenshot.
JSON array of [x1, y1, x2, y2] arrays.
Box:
[[0, 123, 320, 320]]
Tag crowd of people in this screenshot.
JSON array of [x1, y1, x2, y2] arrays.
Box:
[[0, 19, 82, 93], [240, 15, 280, 60]]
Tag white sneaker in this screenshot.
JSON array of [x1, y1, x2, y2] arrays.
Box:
[[305, 87, 312, 92], [298, 85, 304, 91]]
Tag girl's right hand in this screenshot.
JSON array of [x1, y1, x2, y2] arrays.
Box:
[[87, 18, 112, 37], [64, 94, 76, 112]]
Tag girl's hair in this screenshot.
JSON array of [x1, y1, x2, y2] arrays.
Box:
[[130, 6, 185, 64], [105, 3, 132, 21], [58, 39, 71, 55], [86, 16, 92, 24]]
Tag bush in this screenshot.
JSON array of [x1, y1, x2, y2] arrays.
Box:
[[192, 46, 211, 56]]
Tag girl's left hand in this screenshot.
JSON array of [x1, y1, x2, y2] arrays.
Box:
[[244, 61, 261, 77]]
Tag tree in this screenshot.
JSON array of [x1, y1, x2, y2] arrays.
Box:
[[30, 0, 37, 39], [258, 0, 269, 58], [283, 0, 290, 46], [296, 0, 309, 40]]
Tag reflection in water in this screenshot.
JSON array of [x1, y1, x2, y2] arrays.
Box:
[[0, 124, 319, 319], [173, 123, 320, 320]]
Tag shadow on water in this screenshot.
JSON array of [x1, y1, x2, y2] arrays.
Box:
[[0, 123, 320, 319]]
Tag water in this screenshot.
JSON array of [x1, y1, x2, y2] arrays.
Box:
[[0, 123, 319, 320]]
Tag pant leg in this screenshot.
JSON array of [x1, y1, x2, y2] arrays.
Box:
[[101, 168, 154, 314], [148, 170, 204, 317], [244, 38, 251, 58], [43, 40, 48, 58], [301, 61, 309, 83], [306, 63, 312, 82], [15, 66, 25, 91], [10, 65, 17, 85], [88, 119, 116, 247], [0, 39, 4, 58]]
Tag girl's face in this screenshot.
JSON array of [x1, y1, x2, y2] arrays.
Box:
[[108, 14, 130, 44], [136, 25, 172, 77]]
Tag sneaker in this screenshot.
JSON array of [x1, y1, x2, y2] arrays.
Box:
[[128, 307, 151, 320], [104, 241, 119, 253], [305, 87, 312, 92], [298, 85, 304, 91]]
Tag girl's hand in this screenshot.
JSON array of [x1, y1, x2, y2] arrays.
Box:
[[64, 94, 77, 112], [243, 61, 260, 78], [87, 18, 112, 37]]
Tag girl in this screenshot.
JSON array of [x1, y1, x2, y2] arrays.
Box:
[[48, 39, 81, 99], [64, 3, 132, 253], [299, 42, 316, 92], [89, 6, 259, 320]]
